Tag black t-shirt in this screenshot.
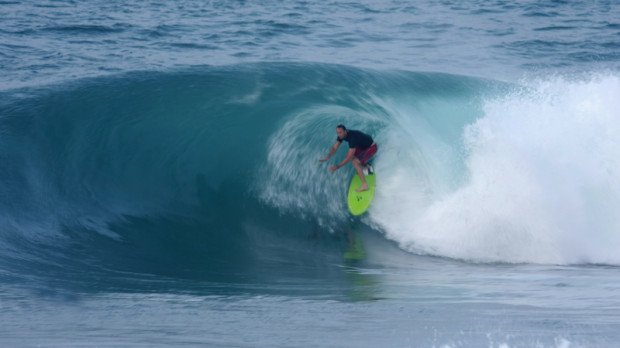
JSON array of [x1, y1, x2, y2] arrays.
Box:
[[337, 130, 373, 149]]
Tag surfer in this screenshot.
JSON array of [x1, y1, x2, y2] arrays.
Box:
[[320, 124, 377, 192]]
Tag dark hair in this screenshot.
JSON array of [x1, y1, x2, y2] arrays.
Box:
[[336, 124, 347, 131]]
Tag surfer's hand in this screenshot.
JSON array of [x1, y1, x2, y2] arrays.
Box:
[[329, 165, 338, 172], [319, 157, 329, 163]]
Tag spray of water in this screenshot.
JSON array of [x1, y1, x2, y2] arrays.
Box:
[[372, 74, 620, 264]]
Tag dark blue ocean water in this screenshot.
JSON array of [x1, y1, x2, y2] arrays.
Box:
[[1, 1, 620, 347]]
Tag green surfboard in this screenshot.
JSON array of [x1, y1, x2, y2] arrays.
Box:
[[347, 168, 376, 216]]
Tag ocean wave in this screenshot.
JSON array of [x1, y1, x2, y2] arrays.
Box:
[[1, 63, 617, 273]]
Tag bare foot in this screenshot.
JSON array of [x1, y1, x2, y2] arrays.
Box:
[[355, 183, 369, 192]]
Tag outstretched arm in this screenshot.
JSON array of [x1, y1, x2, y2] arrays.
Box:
[[320, 141, 341, 162], [329, 148, 355, 172]]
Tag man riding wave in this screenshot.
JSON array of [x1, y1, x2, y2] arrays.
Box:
[[320, 124, 378, 192]]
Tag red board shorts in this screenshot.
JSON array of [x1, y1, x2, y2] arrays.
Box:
[[354, 143, 377, 165]]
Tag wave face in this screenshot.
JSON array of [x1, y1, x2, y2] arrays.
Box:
[[1, 63, 619, 280]]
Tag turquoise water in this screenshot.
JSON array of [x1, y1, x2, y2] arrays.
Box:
[[1, 1, 620, 347]]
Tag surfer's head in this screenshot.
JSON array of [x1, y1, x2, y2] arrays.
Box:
[[336, 124, 347, 139]]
